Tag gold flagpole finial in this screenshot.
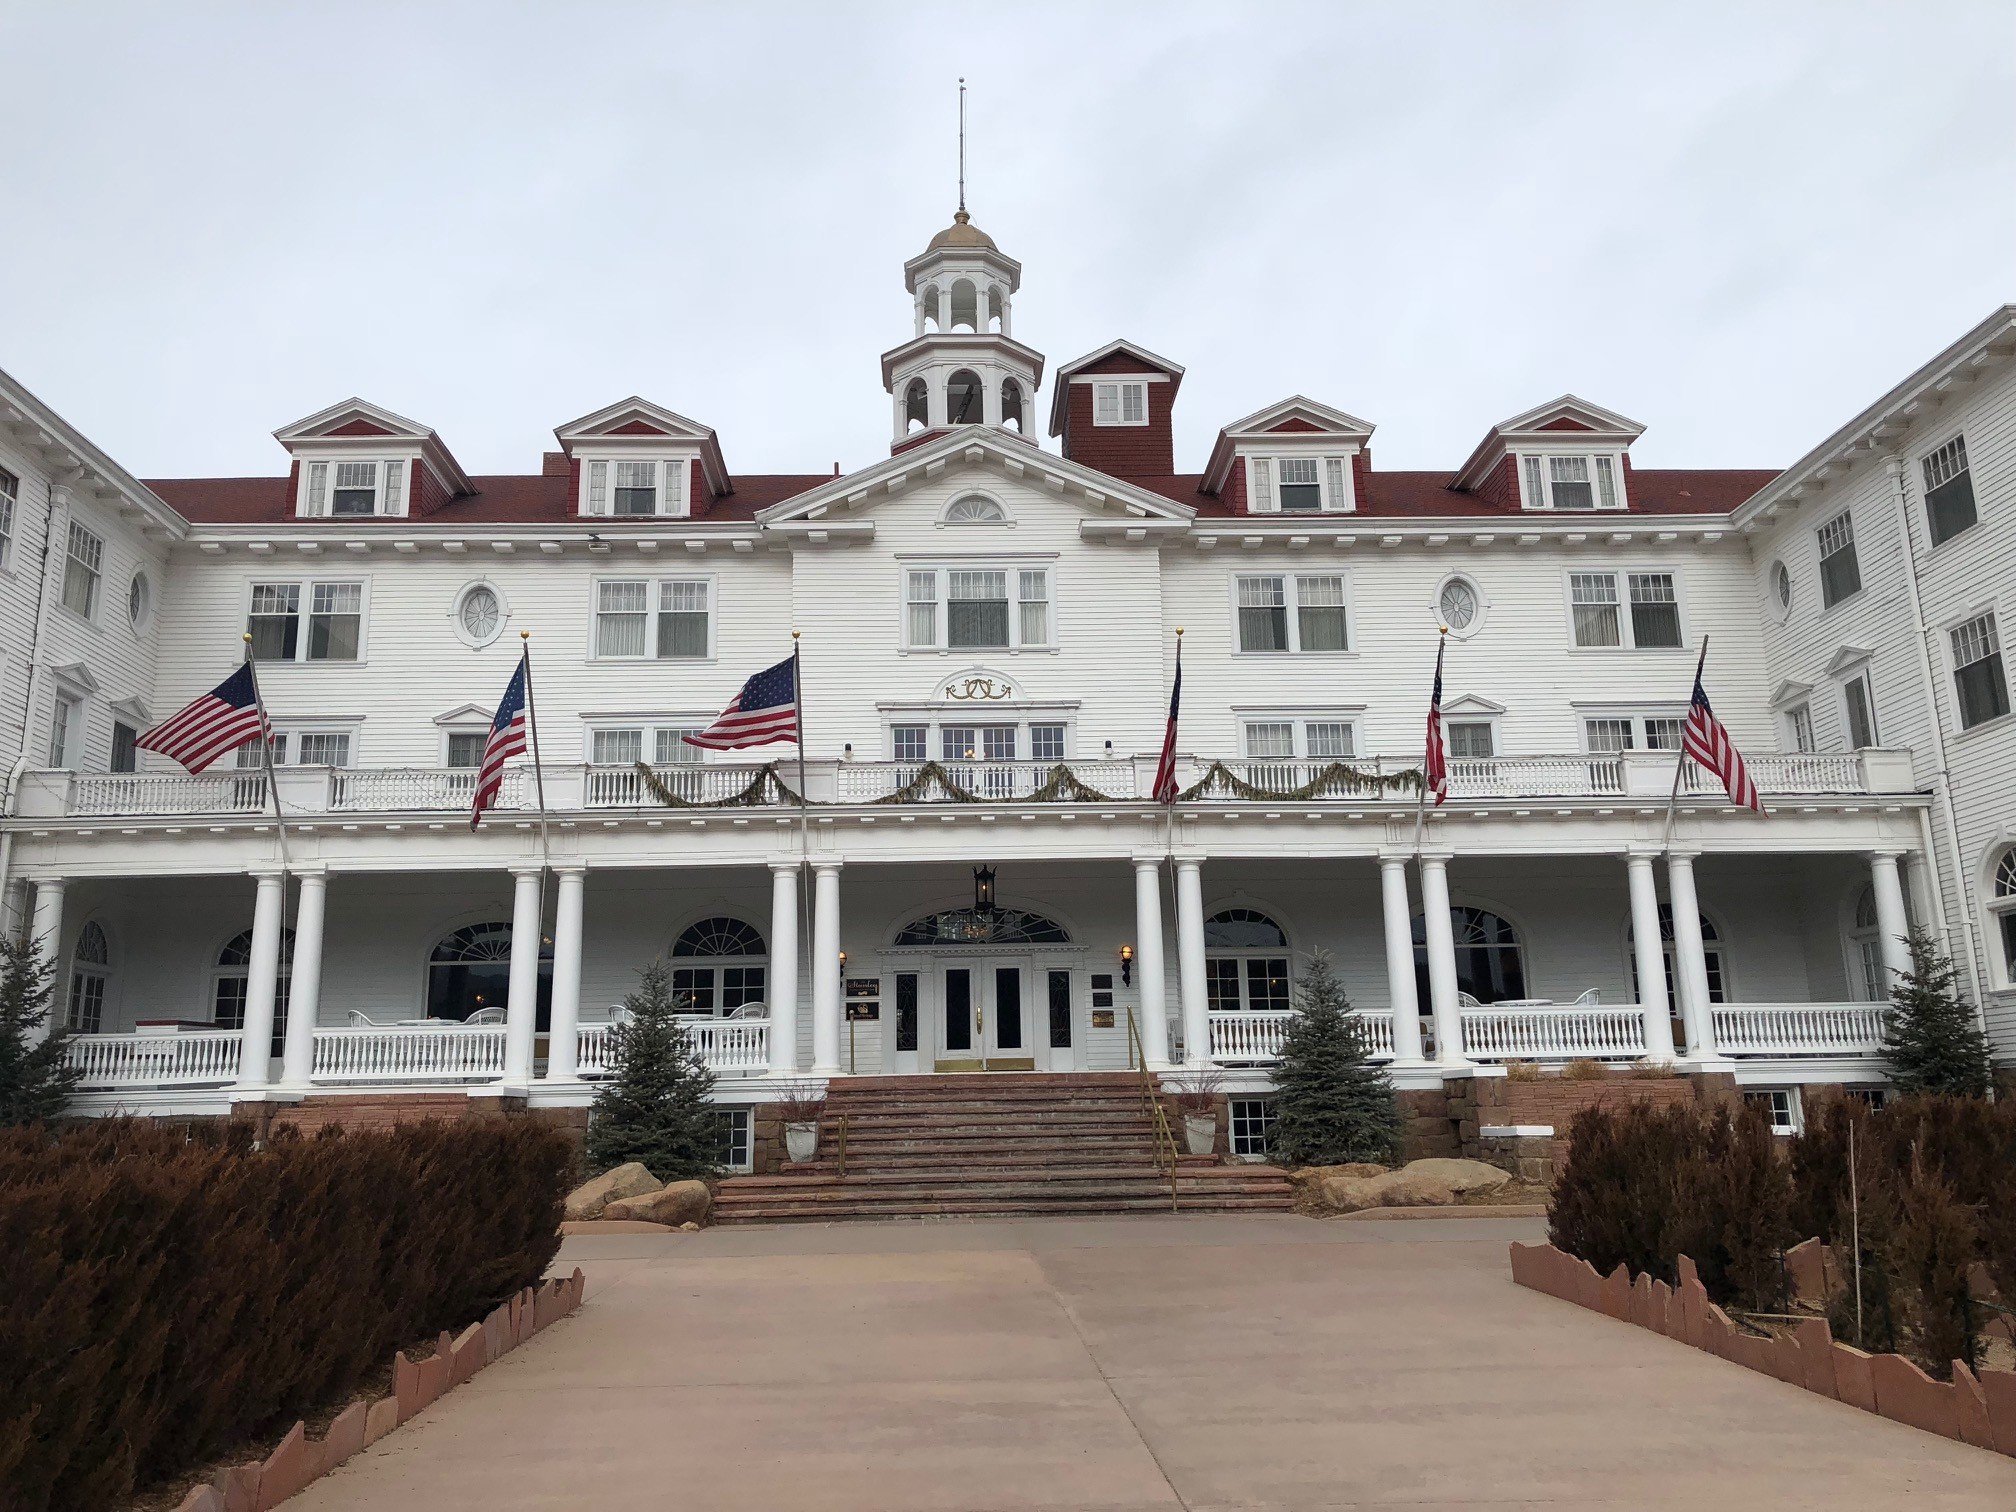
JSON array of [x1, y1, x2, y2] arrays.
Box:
[[520, 630, 530, 641], [242, 631, 253, 642]]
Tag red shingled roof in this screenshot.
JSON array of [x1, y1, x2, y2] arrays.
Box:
[[1128, 467, 1777, 518], [144, 473, 830, 526]]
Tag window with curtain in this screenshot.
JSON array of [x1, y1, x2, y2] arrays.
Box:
[[1922, 435, 1976, 547], [212, 926, 294, 1054], [903, 565, 1052, 650], [1950, 613, 2009, 729], [62, 522, 103, 617], [1818, 512, 1861, 608], [1235, 574, 1348, 653]]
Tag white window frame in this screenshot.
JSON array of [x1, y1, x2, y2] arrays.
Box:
[[127, 570, 154, 634], [296, 456, 413, 519], [1785, 702, 1816, 755], [48, 689, 83, 769], [244, 578, 371, 664], [1920, 433, 1977, 548], [1236, 712, 1362, 760], [578, 455, 691, 519], [590, 575, 715, 661], [1444, 717, 1498, 760], [1092, 380, 1149, 427], [235, 722, 361, 768], [1838, 667, 1879, 750], [1435, 572, 1487, 638], [450, 580, 508, 649], [1564, 567, 1686, 651], [1743, 1086, 1803, 1136], [1228, 1096, 1277, 1160], [1517, 451, 1626, 511], [0, 466, 16, 572], [442, 726, 489, 769], [61, 521, 103, 619], [1769, 560, 1794, 622], [1244, 452, 1355, 514], [581, 718, 712, 766], [882, 717, 1075, 762], [1948, 609, 2011, 731], [1579, 709, 1688, 754], [899, 561, 1055, 653], [1816, 510, 1862, 609], [1231, 571, 1354, 655]]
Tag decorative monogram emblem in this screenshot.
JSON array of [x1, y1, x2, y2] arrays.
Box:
[[945, 676, 1012, 701]]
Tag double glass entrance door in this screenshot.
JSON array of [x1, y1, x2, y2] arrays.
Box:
[[890, 960, 1076, 1072], [941, 962, 1028, 1063]]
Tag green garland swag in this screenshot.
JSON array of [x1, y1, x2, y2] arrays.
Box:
[[1173, 759, 1422, 803], [631, 760, 804, 808]]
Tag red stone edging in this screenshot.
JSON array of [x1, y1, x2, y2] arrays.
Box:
[[1510, 1242, 2016, 1456], [171, 1268, 586, 1511]]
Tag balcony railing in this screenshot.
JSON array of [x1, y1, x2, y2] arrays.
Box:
[[65, 1028, 243, 1088], [1207, 1009, 1394, 1064], [309, 1024, 509, 1082], [1711, 1003, 1887, 1057], [576, 1015, 770, 1076], [1460, 1004, 1650, 1060], [15, 747, 1916, 821]]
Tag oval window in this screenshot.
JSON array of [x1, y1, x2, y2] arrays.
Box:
[[127, 571, 153, 630], [1771, 561, 1793, 617], [454, 583, 504, 646], [1437, 576, 1482, 634]]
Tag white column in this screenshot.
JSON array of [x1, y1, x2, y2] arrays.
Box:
[[1626, 851, 1677, 1061], [26, 879, 66, 1046], [235, 869, 287, 1088], [1132, 857, 1172, 1067], [1418, 854, 1469, 1066], [1869, 850, 1913, 990], [810, 863, 843, 1075], [768, 861, 801, 1074], [1173, 858, 1210, 1067], [1379, 857, 1426, 1063], [937, 286, 952, 331], [543, 867, 586, 1082], [279, 869, 327, 1088], [1666, 851, 1717, 1060], [501, 865, 543, 1088]]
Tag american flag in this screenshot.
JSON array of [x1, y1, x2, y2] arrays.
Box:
[[470, 656, 529, 831], [1152, 636, 1182, 803], [1683, 665, 1764, 814], [1423, 634, 1449, 805], [136, 664, 270, 774], [685, 653, 799, 750]]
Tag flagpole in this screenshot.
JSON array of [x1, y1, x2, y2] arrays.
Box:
[[1160, 631, 1182, 1061], [1662, 636, 1710, 849], [792, 633, 814, 1064], [516, 631, 552, 863], [241, 632, 291, 873], [1412, 627, 1448, 862]]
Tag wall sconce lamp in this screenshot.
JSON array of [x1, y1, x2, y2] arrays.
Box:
[[1103, 739, 1114, 758], [843, 742, 853, 760], [838, 950, 848, 968], [1119, 943, 1135, 986]]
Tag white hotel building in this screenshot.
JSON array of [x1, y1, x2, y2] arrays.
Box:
[[3, 211, 2013, 1165]]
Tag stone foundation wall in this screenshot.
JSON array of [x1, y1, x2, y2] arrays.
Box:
[[1450, 1073, 1716, 1182], [236, 1095, 590, 1149]]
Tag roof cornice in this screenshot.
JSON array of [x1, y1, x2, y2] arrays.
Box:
[[0, 365, 188, 539]]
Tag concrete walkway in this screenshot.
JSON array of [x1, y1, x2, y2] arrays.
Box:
[[293, 1213, 2016, 1510]]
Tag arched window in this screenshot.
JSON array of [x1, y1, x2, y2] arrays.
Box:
[[986, 286, 1006, 333], [1204, 908, 1291, 1015], [949, 278, 979, 332], [66, 921, 110, 1034], [943, 494, 1006, 524], [1990, 849, 2016, 985], [918, 285, 941, 332], [1415, 906, 1527, 1004], [670, 916, 767, 1015], [904, 378, 930, 432], [1627, 906, 1726, 1009], [428, 922, 551, 1028], [213, 927, 295, 1055], [892, 908, 1070, 947], [946, 369, 984, 426], [1000, 378, 1025, 433]]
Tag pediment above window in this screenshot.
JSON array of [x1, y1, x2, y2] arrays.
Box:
[[1770, 679, 1816, 708], [49, 662, 100, 694], [1824, 644, 1876, 677], [555, 398, 729, 499], [432, 702, 492, 726], [1442, 693, 1506, 717]]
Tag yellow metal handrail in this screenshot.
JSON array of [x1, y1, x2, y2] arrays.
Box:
[[1126, 1008, 1181, 1213], [835, 1112, 848, 1179]]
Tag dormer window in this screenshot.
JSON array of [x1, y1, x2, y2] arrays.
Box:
[[1247, 455, 1353, 514], [1093, 381, 1148, 426], [582, 458, 689, 518], [301, 458, 407, 518], [1520, 453, 1623, 511]]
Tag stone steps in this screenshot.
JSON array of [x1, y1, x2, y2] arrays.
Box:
[[714, 1072, 1294, 1223]]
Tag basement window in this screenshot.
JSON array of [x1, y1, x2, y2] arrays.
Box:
[[1228, 1098, 1276, 1160], [715, 1108, 753, 1171]]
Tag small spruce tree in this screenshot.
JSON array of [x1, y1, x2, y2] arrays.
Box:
[[0, 934, 83, 1125], [1883, 927, 1992, 1100], [1270, 950, 1403, 1167], [584, 959, 722, 1180]]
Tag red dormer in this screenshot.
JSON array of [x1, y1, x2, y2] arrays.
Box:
[[1200, 397, 1376, 514], [1450, 395, 1646, 511], [553, 398, 732, 519], [274, 399, 472, 519], [1048, 339, 1184, 481]]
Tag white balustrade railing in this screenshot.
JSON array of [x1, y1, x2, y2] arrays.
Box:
[[834, 759, 1140, 803], [1460, 1005, 1649, 1060], [576, 1015, 770, 1076], [1207, 1009, 1393, 1063], [1449, 755, 1626, 798], [309, 1025, 508, 1082], [329, 767, 520, 812], [68, 772, 268, 816], [583, 762, 772, 807], [1711, 1002, 1887, 1057], [64, 1029, 243, 1087]]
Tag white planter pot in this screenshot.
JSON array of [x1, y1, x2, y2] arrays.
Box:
[[1182, 1114, 1217, 1156], [784, 1121, 819, 1163]]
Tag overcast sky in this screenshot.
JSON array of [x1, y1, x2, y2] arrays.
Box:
[[3, 2, 2011, 484]]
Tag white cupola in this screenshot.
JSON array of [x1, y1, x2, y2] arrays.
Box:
[[880, 208, 1044, 448]]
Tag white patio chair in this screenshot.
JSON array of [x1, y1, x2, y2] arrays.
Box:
[[1456, 991, 1483, 1009], [1570, 988, 1600, 1006], [726, 1001, 769, 1021], [345, 1009, 384, 1028], [464, 1005, 506, 1025], [606, 1005, 632, 1027]]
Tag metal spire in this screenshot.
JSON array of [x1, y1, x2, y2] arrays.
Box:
[[957, 78, 967, 215]]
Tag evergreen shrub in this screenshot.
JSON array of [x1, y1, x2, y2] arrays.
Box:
[[0, 1116, 570, 1512]]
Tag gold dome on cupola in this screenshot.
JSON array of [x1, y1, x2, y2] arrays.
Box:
[[925, 208, 998, 253]]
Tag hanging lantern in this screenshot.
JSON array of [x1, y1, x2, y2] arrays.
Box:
[[973, 865, 997, 915]]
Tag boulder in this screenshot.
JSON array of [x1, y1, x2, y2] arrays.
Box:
[[1391, 1158, 1513, 1197], [1303, 1158, 1504, 1213], [1289, 1162, 1389, 1187], [564, 1162, 661, 1221], [605, 1179, 712, 1227]]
